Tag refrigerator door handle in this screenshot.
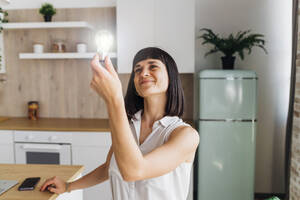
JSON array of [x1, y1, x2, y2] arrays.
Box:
[[199, 119, 257, 122]]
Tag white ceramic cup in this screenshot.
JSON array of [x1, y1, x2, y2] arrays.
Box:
[[76, 43, 87, 53], [33, 44, 44, 53]]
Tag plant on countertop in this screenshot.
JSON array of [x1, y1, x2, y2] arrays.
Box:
[[39, 3, 56, 22], [198, 28, 267, 69]]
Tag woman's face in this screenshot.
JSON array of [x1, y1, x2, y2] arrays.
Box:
[[133, 59, 169, 98]]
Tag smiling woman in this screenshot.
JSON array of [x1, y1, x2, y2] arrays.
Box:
[[40, 47, 199, 200], [125, 47, 185, 120]]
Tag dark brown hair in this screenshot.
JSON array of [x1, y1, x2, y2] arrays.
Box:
[[124, 47, 184, 120]]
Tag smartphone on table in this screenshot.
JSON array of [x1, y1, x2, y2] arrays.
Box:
[[18, 177, 40, 191]]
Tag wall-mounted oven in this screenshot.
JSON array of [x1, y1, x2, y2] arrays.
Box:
[[14, 131, 72, 165]]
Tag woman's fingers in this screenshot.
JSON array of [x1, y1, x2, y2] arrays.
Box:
[[91, 74, 103, 91], [90, 53, 123, 102], [48, 186, 59, 193], [90, 80, 97, 91], [91, 54, 106, 76], [90, 55, 102, 75], [91, 53, 118, 81], [40, 178, 55, 191], [40, 176, 66, 194], [91, 56, 111, 79], [104, 56, 117, 76]]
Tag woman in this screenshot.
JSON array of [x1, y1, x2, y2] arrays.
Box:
[[40, 47, 199, 200]]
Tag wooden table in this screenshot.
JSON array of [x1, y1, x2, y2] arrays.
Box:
[[0, 164, 84, 200]]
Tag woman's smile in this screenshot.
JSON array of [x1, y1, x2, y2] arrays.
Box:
[[140, 79, 155, 85]]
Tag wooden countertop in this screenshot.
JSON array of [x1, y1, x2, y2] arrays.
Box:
[[0, 164, 84, 200], [0, 117, 111, 132], [0, 117, 194, 132], [0, 117, 9, 123]]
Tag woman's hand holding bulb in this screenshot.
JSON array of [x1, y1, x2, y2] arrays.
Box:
[[90, 54, 123, 105]]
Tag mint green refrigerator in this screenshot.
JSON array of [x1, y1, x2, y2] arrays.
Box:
[[197, 69, 257, 200]]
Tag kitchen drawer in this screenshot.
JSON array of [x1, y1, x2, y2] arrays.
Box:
[[0, 130, 13, 144], [0, 130, 14, 163], [14, 131, 72, 143], [72, 132, 111, 146]]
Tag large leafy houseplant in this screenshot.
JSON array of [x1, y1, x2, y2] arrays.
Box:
[[198, 28, 267, 69], [39, 3, 56, 22]]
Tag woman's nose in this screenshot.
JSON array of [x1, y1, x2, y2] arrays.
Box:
[[140, 69, 150, 77]]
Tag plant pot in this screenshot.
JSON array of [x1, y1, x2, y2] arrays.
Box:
[[221, 56, 236, 70], [43, 15, 52, 22]]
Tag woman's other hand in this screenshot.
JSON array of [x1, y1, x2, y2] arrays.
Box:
[[40, 176, 66, 194], [90, 54, 123, 104]]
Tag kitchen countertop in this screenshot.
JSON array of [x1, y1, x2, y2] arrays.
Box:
[[0, 164, 84, 200], [0, 117, 111, 132], [0, 117, 9, 123], [0, 117, 194, 132]]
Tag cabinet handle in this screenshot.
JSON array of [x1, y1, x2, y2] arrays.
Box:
[[21, 144, 61, 150]]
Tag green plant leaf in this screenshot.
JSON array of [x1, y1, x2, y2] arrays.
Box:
[[39, 3, 56, 16], [197, 28, 267, 60]]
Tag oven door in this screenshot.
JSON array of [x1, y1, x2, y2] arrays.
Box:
[[15, 143, 71, 165]]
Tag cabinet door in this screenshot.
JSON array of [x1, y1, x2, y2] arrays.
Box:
[[117, 0, 194, 73], [72, 132, 112, 200], [0, 130, 14, 164], [117, 0, 155, 73], [154, 0, 195, 73]]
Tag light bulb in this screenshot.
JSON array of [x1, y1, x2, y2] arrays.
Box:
[[95, 30, 114, 62]]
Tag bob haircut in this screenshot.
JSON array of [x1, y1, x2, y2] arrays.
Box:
[[124, 47, 185, 120]]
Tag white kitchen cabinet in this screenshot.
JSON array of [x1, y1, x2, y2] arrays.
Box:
[[153, 0, 195, 73], [117, 0, 195, 73], [117, 0, 155, 73], [0, 130, 14, 164], [72, 132, 112, 200]]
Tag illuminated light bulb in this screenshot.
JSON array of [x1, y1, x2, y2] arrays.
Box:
[[95, 30, 114, 62]]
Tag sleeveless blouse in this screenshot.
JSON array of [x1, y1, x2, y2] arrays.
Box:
[[108, 110, 192, 200]]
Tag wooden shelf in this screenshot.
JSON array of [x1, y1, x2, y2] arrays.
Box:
[[19, 52, 117, 59], [2, 21, 94, 30]]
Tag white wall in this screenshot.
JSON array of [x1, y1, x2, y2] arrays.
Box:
[[196, 0, 292, 194], [2, 0, 115, 10]]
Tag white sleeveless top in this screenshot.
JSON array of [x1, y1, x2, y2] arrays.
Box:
[[108, 110, 193, 200]]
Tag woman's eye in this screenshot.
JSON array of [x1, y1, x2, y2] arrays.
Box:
[[150, 65, 158, 70], [134, 68, 142, 73]]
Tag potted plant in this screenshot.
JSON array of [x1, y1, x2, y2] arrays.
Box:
[[0, 7, 8, 33], [39, 3, 56, 22], [198, 28, 267, 69]]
